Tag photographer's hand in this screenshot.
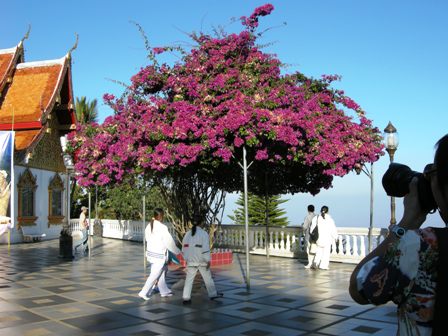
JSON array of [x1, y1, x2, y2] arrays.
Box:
[[398, 177, 427, 230]]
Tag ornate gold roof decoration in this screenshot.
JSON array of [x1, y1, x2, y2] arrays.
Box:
[[66, 33, 79, 61]]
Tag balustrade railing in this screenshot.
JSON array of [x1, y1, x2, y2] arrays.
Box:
[[71, 218, 388, 264]]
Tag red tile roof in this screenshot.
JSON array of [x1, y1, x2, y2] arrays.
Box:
[[0, 62, 64, 125], [0, 46, 21, 92], [0, 43, 76, 155], [15, 130, 41, 151], [0, 52, 14, 86]]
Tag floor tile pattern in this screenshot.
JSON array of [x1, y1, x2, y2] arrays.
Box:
[[0, 238, 398, 335]]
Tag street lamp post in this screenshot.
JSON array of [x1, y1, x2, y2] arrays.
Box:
[[383, 121, 399, 226], [60, 136, 75, 259], [355, 163, 374, 252]]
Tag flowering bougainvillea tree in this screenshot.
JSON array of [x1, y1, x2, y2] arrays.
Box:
[[69, 4, 383, 223]]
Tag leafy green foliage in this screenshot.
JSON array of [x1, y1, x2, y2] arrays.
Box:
[[71, 180, 165, 221]]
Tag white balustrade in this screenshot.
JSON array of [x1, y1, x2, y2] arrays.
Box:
[[88, 219, 388, 264]]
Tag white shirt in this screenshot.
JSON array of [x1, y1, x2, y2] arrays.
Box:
[[182, 227, 211, 266], [145, 219, 180, 262], [79, 212, 87, 229], [302, 211, 315, 242], [310, 213, 338, 247]]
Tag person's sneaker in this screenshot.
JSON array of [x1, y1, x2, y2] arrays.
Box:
[[182, 299, 191, 305], [304, 264, 312, 269], [210, 293, 224, 300], [138, 292, 150, 301], [161, 292, 173, 297]]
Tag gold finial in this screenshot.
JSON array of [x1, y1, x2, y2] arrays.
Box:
[[20, 25, 31, 45], [66, 33, 79, 60]]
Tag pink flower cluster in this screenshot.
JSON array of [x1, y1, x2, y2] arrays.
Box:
[[69, 4, 383, 194], [241, 4, 275, 30]]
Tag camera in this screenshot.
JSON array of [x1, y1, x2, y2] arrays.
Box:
[[382, 163, 437, 213]]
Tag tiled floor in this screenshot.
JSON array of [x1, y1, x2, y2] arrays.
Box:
[[0, 238, 398, 335]]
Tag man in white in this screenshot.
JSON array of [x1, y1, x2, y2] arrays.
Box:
[[73, 206, 89, 253], [309, 205, 338, 270], [139, 208, 180, 300], [182, 215, 223, 304], [302, 204, 315, 268]]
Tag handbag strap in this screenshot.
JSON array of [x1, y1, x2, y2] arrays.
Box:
[[432, 227, 448, 336]]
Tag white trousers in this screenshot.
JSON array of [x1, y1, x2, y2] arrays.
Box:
[[182, 265, 217, 300], [140, 260, 171, 297], [305, 240, 314, 265], [313, 244, 331, 269]]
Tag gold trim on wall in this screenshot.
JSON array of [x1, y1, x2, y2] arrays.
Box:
[[48, 173, 65, 226], [17, 168, 38, 227]]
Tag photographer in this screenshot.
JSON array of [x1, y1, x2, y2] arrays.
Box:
[[349, 134, 448, 336]]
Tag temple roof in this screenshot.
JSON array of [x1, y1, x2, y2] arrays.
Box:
[[0, 48, 15, 86], [0, 42, 76, 158], [0, 45, 23, 93], [0, 58, 66, 126], [14, 130, 41, 151]]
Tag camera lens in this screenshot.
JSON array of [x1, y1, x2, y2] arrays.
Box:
[[382, 163, 437, 213], [382, 163, 416, 197]]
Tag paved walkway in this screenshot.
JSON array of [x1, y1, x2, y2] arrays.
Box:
[[0, 238, 397, 335]]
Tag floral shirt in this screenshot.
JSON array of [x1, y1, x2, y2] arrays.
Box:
[[355, 227, 439, 336]]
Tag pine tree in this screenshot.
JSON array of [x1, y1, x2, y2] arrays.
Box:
[[228, 193, 289, 226]]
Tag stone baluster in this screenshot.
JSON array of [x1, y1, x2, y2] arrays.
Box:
[[351, 234, 358, 257], [337, 236, 344, 256], [283, 232, 286, 251], [272, 231, 278, 251], [285, 232, 291, 252], [359, 235, 366, 258], [330, 238, 336, 255]]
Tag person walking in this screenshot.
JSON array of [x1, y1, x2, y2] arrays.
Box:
[[139, 208, 180, 301], [77, 206, 89, 252], [182, 215, 223, 304], [309, 206, 338, 270], [302, 204, 316, 268]]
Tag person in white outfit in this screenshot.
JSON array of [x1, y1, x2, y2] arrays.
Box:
[[74, 206, 89, 253], [302, 204, 316, 268], [309, 206, 338, 270], [182, 215, 223, 304], [139, 208, 180, 301]]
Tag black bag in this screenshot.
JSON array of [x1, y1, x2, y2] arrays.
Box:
[[309, 219, 319, 243]]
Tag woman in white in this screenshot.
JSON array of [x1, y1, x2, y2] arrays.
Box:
[[309, 206, 338, 270], [181, 216, 223, 304], [139, 208, 180, 300]]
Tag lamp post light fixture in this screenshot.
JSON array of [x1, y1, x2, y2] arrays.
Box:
[[383, 121, 399, 226]]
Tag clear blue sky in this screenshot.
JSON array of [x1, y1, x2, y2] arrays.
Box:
[[2, 0, 448, 228]]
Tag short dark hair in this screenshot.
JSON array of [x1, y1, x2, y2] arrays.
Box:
[[153, 208, 164, 218], [435, 134, 448, 195], [307, 204, 315, 212]]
